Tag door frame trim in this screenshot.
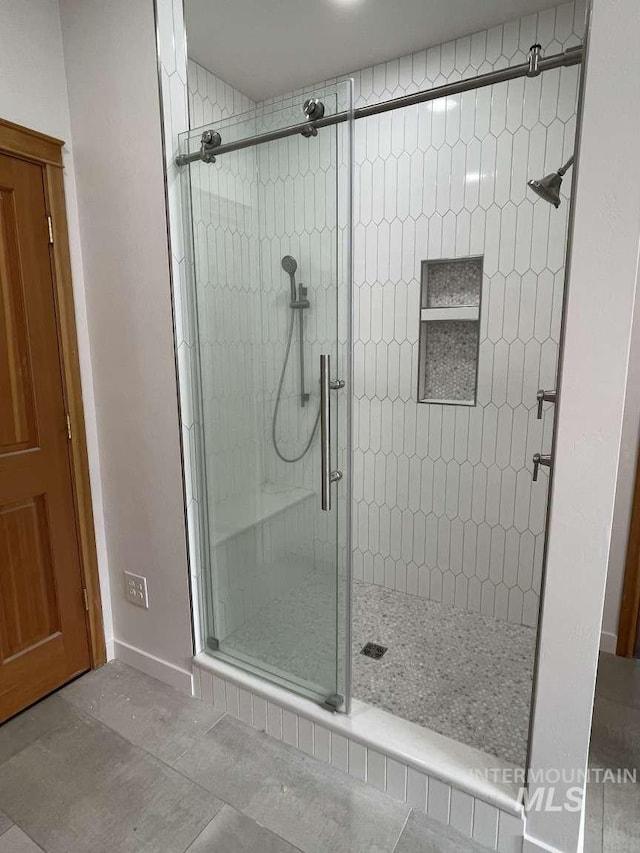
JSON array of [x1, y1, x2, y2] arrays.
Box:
[[617, 436, 640, 656], [0, 117, 106, 668]]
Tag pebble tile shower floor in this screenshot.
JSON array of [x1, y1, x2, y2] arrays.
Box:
[[352, 581, 536, 766], [224, 574, 536, 765]]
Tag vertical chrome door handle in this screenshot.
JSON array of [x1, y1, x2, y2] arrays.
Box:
[[320, 354, 342, 511], [536, 389, 557, 419]]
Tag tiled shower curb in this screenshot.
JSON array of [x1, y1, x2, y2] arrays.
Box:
[[193, 654, 525, 852]]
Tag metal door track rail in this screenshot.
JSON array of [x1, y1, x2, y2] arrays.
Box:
[[175, 44, 583, 167]]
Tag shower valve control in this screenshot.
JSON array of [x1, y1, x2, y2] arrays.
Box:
[[532, 453, 552, 482], [536, 388, 557, 419]]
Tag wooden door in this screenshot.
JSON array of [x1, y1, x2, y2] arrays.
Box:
[[617, 441, 640, 657], [0, 151, 90, 721]]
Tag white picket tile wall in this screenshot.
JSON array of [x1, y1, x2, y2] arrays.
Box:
[[193, 659, 524, 852], [187, 61, 260, 509], [339, 2, 584, 627]]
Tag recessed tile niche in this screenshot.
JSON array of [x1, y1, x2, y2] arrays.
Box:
[[418, 256, 483, 406]]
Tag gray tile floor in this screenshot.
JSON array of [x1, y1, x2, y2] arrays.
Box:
[[0, 662, 489, 853], [1, 653, 637, 852], [585, 653, 640, 853]]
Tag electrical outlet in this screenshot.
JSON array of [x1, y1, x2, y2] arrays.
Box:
[[124, 571, 149, 608]]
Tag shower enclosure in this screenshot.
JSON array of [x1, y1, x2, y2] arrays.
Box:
[[178, 26, 582, 767], [179, 84, 353, 708]]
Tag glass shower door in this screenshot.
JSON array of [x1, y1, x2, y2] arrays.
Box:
[[179, 83, 352, 707]]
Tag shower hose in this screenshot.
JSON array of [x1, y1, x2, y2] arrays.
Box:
[[271, 307, 321, 463]]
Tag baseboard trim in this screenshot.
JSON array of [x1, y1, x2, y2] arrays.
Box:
[[113, 640, 193, 694], [105, 637, 115, 661], [599, 630, 617, 654]]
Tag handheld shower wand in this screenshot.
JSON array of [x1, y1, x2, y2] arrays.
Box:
[[272, 255, 320, 463], [281, 255, 310, 309], [278, 255, 310, 408], [281, 255, 298, 304]]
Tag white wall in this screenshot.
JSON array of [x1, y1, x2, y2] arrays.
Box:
[[526, 0, 640, 850], [0, 0, 113, 650], [59, 0, 193, 688], [0, 0, 69, 135]]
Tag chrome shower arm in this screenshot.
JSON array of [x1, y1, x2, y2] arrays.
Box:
[[558, 155, 574, 177]]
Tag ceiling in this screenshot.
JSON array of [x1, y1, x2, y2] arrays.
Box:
[[185, 0, 560, 102]]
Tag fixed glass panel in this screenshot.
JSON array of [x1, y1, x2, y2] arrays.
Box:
[[180, 83, 352, 707]]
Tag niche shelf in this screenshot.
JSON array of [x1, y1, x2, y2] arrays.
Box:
[[418, 256, 482, 406]]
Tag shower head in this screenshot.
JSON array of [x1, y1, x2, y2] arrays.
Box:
[[281, 255, 298, 303], [527, 172, 564, 208], [281, 255, 297, 275], [527, 155, 574, 208]]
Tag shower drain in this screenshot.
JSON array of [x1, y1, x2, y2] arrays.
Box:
[[360, 642, 387, 660]]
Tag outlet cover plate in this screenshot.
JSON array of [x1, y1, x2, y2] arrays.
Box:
[[124, 571, 149, 608]]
